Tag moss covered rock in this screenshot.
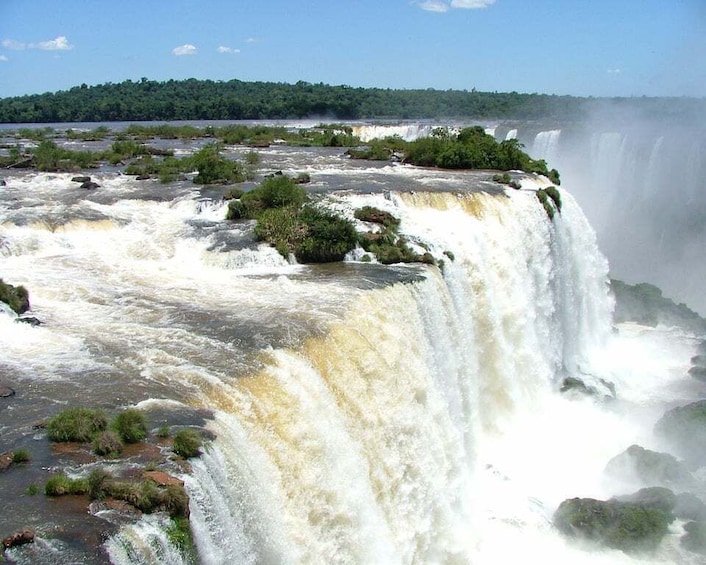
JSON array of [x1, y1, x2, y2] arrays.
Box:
[[654, 401, 706, 465], [554, 496, 673, 552], [604, 445, 694, 489], [0, 279, 29, 315]]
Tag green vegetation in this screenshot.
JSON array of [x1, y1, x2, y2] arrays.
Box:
[[172, 429, 203, 459], [93, 430, 123, 457], [45, 468, 190, 518], [156, 425, 171, 438], [26, 484, 39, 496], [3, 77, 693, 124], [0, 279, 30, 314], [191, 142, 248, 184], [11, 450, 30, 464], [347, 136, 406, 161], [404, 127, 553, 176], [536, 188, 560, 220], [354, 205, 434, 265], [165, 517, 196, 561], [45, 473, 88, 496], [111, 408, 148, 444], [46, 407, 108, 442]]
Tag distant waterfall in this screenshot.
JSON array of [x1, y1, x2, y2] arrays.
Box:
[[531, 130, 561, 165], [352, 124, 435, 142]]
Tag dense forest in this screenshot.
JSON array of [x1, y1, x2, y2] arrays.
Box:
[[2, 78, 703, 124]]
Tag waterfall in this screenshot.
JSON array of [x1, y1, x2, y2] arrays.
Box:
[[178, 188, 618, 564], [531, 130, 561, 165], [351, 124, 435, 142]]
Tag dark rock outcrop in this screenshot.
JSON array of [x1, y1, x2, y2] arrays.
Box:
[[554, 495, 673, 552], [0, 386, 15, 398], [15, 316, 41, 326], [2, 527, 34, 549], [80, 181, 100, 189], [604, 444, 694, 488], [71, 175, 91, 183]]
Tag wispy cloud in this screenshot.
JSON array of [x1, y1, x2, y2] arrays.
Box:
[[172, 44, 197, 56], [607, 68, 622, 74], [245, 37, 259, 44], [419, 0, 449, 12], [217, 46, 240, 54], [1, 36, 74, 51], [417, 0, 495, 11], [0, 55, 8, 62], [36, 36, 73, 51]]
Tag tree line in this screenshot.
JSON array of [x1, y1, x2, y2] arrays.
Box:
[[0, 78, 596, 123]]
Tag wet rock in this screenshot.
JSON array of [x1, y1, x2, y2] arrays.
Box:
[[692, 354, 706, 366], [682, 521, 706, 555], [0, 386, 15, 398], [136, 174, 151, 181], [675, 493, 706, 521], [71, 175, 91, 183], [80, 181, 100, 189], [612, 487, 676, 515], [654, 401, 706, 465], [0, 452, 13, 471], [0, 179, 6, 186], [15, 316, 41, 326], [2, 527, 34, 549], [604, 444, 694, 488], [143, 470, 184, 488], [553, 495, 673, 552]]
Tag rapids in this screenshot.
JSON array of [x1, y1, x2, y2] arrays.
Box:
[[0, 131, 703, 564]]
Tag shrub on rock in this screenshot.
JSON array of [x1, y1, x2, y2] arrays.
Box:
[[93, 431, 123, 457], [111, 408, 147, 444], [47, 407, 107, 442], [173, 429, 202, 459]]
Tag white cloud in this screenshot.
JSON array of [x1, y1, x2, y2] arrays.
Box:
[[2, 38, 27, 50], [2, 36, 73, 51], [607, 68, 622, 74], [0, 55, 8, 62], [246, 37, 258, 44], [450, 0, 495, 8], [417, 0, 495, 11], [35, 36, 73, 50], [217, 46, 240, 54], [419, 0, 449, 12], [172, 44, 197, 56]]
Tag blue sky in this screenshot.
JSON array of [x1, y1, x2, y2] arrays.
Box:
[[0, 0, 704, 98]]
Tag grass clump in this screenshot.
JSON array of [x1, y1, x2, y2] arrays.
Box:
[[93, 430, 123, 457], [45, 473, 88, 496], [172, 429, 202, 459], [354, 206, 400, 229], [11, 450, 30, 464], [111, 408, 148, 444], [47, 407, 107, 442]]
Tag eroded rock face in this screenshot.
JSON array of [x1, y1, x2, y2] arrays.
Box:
[[2, 527, 35, 549]]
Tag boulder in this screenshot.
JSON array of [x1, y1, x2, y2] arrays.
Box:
[[654, 401, 706, 465], [612, 487, 676, 514], [554, 496, 673, 552], [604, 444, 694, 488], [0, 179, 6, 186], [0, 386, 15, 398], [681, 521, 706, 555], [136, 174, 151, 181], [80, 181, 100, 189], [0, 452, 12, 471], [2, 527, 34, 549], [675, 493, 706, 521], [71, 175, 91, 183]]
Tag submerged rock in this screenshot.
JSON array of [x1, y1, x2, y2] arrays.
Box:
[[0, 386, 15, 398], [604, 444, 694, 488], [71, 175, 91, 183], [553, 495, 673, 552]]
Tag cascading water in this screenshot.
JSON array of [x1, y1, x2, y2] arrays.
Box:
[[0, 133, 703, 564]]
